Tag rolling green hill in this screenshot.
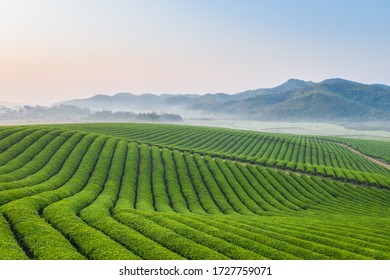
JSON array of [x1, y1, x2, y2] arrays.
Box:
[[51, 123, 390, 188], [0, 123, 389, 260]]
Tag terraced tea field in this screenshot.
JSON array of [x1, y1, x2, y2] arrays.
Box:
[[0, 123, 389, 260]]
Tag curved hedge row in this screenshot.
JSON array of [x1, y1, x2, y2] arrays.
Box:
[[47, 123, 390, 188], [0, 124, 389, 260]]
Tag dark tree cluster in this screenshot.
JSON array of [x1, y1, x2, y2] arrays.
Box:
[[0, 105, 183, 123]]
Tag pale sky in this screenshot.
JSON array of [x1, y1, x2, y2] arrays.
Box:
[[0, 0, 389, 105]]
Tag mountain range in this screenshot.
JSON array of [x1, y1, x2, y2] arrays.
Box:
[[56, 78, 390, 122]]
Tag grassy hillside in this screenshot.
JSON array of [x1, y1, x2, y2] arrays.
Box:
[[47, 123, 390, 188], [0, 123, 389, 260]]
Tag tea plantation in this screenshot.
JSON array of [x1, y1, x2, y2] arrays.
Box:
[[0, 123, 389, 259]]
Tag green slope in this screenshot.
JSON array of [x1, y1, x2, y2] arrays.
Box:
[[0, 123, 389, 260], [45, 123, 390, 188]]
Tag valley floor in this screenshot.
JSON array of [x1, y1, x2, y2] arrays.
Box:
[[185, 119, 390, 140]]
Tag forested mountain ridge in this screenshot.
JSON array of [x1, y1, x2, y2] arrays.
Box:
[[57, 78, 390, 121]]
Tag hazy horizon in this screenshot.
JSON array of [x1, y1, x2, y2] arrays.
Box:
[[3, 76, 389, 108], [1, 0, 390, 105]]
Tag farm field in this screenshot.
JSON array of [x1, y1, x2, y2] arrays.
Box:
[[0, 123, 389, 260]]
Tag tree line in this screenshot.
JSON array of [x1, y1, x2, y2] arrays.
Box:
[[0, 105, 183, 123]]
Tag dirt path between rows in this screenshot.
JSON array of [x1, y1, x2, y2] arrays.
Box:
[[337, 143, 390, 171]]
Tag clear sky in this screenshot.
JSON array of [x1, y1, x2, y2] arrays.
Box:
[[1, 0, 389, 105]]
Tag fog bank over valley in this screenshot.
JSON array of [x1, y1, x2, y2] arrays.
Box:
[[1, 78, 390, 140]]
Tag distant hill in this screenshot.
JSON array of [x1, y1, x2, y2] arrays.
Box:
[[212, 79, 390, 121], [56, 78, 390, 121]]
